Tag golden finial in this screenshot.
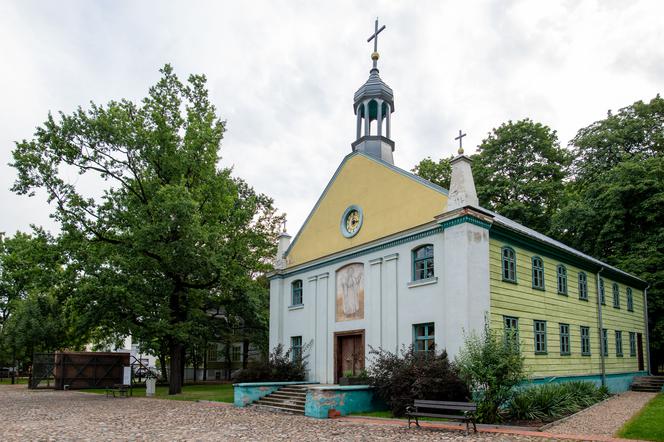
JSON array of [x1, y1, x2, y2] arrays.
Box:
[[371, 52, 380, 61]]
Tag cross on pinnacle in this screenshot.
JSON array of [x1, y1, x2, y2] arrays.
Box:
[[367, 18, 386, 69], [455, 129, 467, 154]]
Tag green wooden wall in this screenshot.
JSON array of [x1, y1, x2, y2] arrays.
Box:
[[488, 238, 646, 378]]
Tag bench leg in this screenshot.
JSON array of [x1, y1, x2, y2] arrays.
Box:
[[407, 416, 411, 428], [415, 416, 420, 428], [472, 419, 477, 433]]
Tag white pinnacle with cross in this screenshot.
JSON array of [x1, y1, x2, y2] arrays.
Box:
[[448, 129, 479, 210], [367, 18, 386, 69], [455, 129, 467, 154]]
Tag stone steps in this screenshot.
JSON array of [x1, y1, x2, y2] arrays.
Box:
[[631, 376, 664, 392], [251, 385, 308, 415]]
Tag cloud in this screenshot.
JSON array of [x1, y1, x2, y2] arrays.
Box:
[[1, 0, 662, 238]]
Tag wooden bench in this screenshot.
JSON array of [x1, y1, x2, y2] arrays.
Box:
[[105, 384, 132, 398], [406, 400, 477, 434]]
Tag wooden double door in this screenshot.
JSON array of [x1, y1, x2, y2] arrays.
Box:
[[335, 330, 365, 383]]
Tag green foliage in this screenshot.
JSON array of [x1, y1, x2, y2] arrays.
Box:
[[455, 321, 525, 423], [505, 381, 609, 422], [234, 343, 310, 382], [473, 119, 572, 233], [367, 345, 469, 417], [10, 64, 282, 393], [411, 155, 452, 189], [618, 393, 664, 441]]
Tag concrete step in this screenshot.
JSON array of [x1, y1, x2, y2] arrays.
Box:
[[252, 403, 305, 415], [280, 387, 308, 393], [267, 392, 306, 401], [254, 400, 305, 413], [632, 386, 663, 392], [257, 396, 306, 407]]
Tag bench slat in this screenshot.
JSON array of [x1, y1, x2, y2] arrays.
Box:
[[413, 405, 476, 411], [414, 400, 476, 407], [409, 412, 470, 420]]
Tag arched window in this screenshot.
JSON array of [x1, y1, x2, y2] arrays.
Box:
[[578, 272, 588, 300], [412, 245, 434, 281], [599, 278, 605, 305], [626, 287, 634, 312], [291, 280, 303, 306], [557, 265, 567, 295], [613, 283, 620, 308], [501, 247, 516, 283], [531, 256, 544, 290]]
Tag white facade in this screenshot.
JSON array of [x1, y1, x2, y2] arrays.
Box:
[[269, 215, 491, 384]]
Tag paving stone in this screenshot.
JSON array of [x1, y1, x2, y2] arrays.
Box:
[[0, 385, 574, 441]]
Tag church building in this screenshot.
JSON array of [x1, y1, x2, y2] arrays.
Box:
[[268, 22, 649, 392]]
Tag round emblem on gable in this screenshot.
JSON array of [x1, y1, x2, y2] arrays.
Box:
[[341, 205, 363, 238]]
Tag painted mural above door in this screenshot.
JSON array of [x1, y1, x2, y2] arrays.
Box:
[[336, 263, 364, 321]]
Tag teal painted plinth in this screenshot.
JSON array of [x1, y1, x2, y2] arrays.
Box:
[[528, 371, 648, 393], [304, 386, 386, 418], [232, 381, 316, 407]]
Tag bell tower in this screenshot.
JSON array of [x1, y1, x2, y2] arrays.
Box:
[[351, 18, 395, 164]]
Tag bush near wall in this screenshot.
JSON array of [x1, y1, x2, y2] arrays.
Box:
[[367, 345, 469, 417], [506, 381, 610, 422], [234, 344, 309, 382]]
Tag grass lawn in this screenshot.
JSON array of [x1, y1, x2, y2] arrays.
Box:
[[618, 394, 664, 442], [83, 383, 234, 403], [349, 409, 449, 422], [0, 377, 28, 384]]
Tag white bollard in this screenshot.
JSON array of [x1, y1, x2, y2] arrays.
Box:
[[146, 377, 156, 397]]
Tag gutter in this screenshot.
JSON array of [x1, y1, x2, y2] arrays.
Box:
[[596, 267, 606, 387], [644, 285, 651, 375]]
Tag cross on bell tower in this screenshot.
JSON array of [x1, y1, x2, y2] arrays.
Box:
[[351, 18, 396, 164]]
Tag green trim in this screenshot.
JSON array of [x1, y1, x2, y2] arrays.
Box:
[[489, 224, 646, 289], [578, 272, 589, 301], [291, 279, 303, 305], [501, 246, 517, 283], [581, 325, 591, 356], [602, 328, 609, 357], [626, 287, 634, 312], [615, 330, 624, 357], [271, 226, 443, 279], [440, 214, 491, 230], [612, 282, 621, 309], [557, 264, 568, 295], [531, 256, 545, 290], [559, 323, 571, 356], [412, 244, 434, 281], [413, 322, 435, 352], [533, 320, 547, 355]]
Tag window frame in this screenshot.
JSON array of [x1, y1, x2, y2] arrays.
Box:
[[531, 256, 545, 290], [626, 288, 634, 312], [533, 320, 547, 354], [613, 283, 620, 309], [599, 278, 606, 305], [501, 246, 517, 283], [578, 272, 588, 301], [557, 264, 568, 295], [629, 331, 636, 357], [503, 316, 519, 345], [615, 330, 623, 357], [559, 323, 571, 356], [291, 336, 303, 362], [231, 344, 242, 363], [413, 322, 435, 352], [581, 326, 591, 356], [291, 279, 303, 306], [412, 244, 435, 281]]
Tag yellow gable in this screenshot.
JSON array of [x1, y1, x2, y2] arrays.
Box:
[[286, 153, 448, 267]]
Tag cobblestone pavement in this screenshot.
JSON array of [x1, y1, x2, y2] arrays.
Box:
[[545, 390, 657, 437], [1, 385, 570, 441]]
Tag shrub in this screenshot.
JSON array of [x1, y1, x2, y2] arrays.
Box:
[[455, 320, 525, 423], [234, 343, 310, 382], [367, 345, 469, 417], [506, 381, 610, 422]]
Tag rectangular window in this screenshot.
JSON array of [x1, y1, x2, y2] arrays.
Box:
[[578, 273, 588, 300], [559, 323, 571, 355], [291, 280, 303, 306], [291, 336, 302, 362], [581, 326, 591, 356], [627, 288, 634, 312], [231, 345, 242, 362], [413, 323, 435, 352], [613, 283, 620, 309], [208, 345, 218, 362], [534, 320, 547, 354], [615, 331, 623, 356], [504, 316, 519, 345], [602, 328, 608, 356], [629, 332, 636, 357], [599, 278, 605, 305]]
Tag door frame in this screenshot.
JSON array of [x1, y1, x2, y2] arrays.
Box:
[[333, 329, 365, 384]]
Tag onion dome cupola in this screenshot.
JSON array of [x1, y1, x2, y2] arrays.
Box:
[[352, 18, 395, 165]]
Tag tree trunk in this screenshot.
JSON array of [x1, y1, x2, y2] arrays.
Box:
[[180, 346, 186, 385], [168, 341, 183, 395], [203, 341, 208, 381], [225, 342, 231, 380], [158, 345, 168, 383], [192, 346, 198, 382]]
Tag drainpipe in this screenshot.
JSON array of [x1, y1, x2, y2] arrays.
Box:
[[596, 268, 606, 387], [644, 285, 651, 375]]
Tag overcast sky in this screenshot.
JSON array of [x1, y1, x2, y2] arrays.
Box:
[[1, 0, 662, 238]]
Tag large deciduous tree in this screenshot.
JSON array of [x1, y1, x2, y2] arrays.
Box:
[[11, 65, 282, 393]]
